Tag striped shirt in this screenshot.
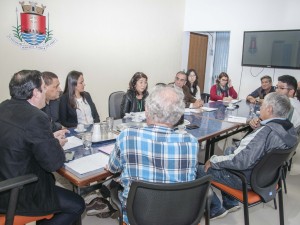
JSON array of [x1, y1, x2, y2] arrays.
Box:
[[108, 125, 199, 223]]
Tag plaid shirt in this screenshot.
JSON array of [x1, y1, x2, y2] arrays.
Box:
[[108, 125, 199, 223]]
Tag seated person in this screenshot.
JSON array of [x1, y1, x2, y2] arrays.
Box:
[[0, 70, 85, 225], [108, 85, 199, 224], [250, 75, 300, 131], [59, 70, 100, 128], [297, 81, 300, 101], [246, 75, 275, 104], [198, 92, 298, 220], [186, 69, 201, 99], [120, 72, 148, 118], [210, 72, 237, 101], [171, 71, 203, 108], [41, 71, 63, 132]]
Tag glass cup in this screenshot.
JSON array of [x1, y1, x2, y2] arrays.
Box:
[[82, 132, 92, 150], [106, 117, 114, 132], [100, 122, 108, 139], [77, 123, 84, 132], [177, 124, 186, 134]]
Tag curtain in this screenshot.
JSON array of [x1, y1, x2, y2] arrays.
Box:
[[211, 32, 230, 86]]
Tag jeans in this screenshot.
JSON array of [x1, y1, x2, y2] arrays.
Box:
[[37, 186, 85, 225], [197, 147, 242, 216]]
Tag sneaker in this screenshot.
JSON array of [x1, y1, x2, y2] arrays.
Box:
[[84, 192, 101, 204], [210, 208, 228, 220], [225, 205, 241, 213], [86, 198, 110, 216]]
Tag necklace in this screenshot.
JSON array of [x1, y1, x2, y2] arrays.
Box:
[[137, 99, 143, 112]]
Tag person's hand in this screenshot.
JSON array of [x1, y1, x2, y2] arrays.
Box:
[[192, 99, 203, 108], [249, 117, 261, 129], [223, 96, 233, 102], [247, 96, 256, 104], [204, 160, 211, 172], [53, 130, 69, 147]]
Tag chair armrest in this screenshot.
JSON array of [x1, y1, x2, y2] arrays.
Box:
[[110, 186, 122, 213], [0, 174, 38, 193]]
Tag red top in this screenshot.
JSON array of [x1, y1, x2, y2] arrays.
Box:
[[210, 84, 238, 101]]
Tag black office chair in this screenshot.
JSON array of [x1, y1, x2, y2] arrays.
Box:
[[0, 174, 53, 225], [211, 146, 296, 225], [108, 91, 125, 119], [201, 93, 210, 103], [110, 175, 211, 225]]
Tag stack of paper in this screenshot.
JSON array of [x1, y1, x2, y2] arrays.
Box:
[[63, 136, 83, 151], [227, 116, 247, 124], [98, 143, 115, 155], [202, 107, 218, 112], [64, 152, 109, 177]]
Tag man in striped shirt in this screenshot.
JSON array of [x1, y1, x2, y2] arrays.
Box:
[[108, 85, 199, 224]]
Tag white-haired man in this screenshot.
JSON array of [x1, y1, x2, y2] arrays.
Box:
[[108, 85, 199, 224]]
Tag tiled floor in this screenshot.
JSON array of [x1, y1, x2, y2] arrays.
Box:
[[81, 141, 300, 225]]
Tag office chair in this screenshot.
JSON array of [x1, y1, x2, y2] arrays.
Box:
[[108, 91, 125, 119], [110, 175, 212, 225], [211, 146, 296, 225], [0, 174, 53, 225], [201, 93, 210, 103]]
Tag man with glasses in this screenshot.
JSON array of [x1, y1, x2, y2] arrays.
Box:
[[246, 75, 275, 104], [250, 75, 300, 131], [172, 71, 203, 108]]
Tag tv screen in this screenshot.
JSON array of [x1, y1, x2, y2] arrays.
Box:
[[242, 30, 300, 69]]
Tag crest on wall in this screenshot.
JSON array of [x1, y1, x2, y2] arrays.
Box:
[[8, 1, 57, 50]]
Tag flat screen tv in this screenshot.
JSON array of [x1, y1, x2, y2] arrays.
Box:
[[242, 30, 300, 69]]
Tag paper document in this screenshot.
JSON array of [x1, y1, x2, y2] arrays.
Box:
[[64, 152, 109, 175], [98, 143, 115, 155], [227, 116, 247, 124], [202, 107, 218, 112], [63, 136, 83, 151], [184, 108, 202, 113]]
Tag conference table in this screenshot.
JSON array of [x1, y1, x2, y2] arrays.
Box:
[[57, 99, 259, 225]]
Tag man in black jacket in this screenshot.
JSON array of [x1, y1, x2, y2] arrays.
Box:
[[0, 70, 85, 225]]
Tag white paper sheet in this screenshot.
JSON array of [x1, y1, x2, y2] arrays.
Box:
[[64, 152, 109, 175], [201, 107, 218, 112], [98, 143, 115, 155], [227, 115, 247, 124], [63, 136, 83, 151]]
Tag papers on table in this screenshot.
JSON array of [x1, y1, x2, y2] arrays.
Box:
[[63, 136, 83, 151], [185, 108, 202, 113], [201, 107, 218, 112], [219, 99, 242, 104], [98, 143, 115, 155], [227, 115, 247, 124], [64, 152, 109, 177]]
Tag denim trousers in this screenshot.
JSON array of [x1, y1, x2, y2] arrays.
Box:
[[37, 186, 85, 225]]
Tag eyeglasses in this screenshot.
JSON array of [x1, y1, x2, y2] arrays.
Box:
[[275, 85, 290, 90]]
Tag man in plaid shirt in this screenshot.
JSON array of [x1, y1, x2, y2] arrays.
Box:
[[108, 85, 199, 224]]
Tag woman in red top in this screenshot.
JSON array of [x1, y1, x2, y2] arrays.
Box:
[[210, 72, 238, 101]]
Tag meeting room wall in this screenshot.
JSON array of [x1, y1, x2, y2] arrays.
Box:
[[184, 0, 300, 99], [0, 0, 185, 119]]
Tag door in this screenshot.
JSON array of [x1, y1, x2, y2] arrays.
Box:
[[188, 33, 208, 93]]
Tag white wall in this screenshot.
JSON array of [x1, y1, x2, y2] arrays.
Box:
[[0, 0, 185, 119], [184, 0, 300, 98]]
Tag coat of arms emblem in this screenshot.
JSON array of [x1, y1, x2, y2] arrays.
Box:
[[8, 1, 56, 49]]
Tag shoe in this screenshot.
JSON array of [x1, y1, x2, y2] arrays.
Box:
[[225, 205, 241, 213], [84, 192, 101, 204], [86, 198, 110, 216], [210, 208, 228, 220]]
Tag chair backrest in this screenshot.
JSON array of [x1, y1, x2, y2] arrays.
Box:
[[251, 146, 297, 202], [201, 93, 210, 103], [0, 174, 38, 225], [108, 91, 125, 119], [126, 175, 211, 225]]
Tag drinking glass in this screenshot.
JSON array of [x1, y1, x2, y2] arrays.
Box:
[[82, 132, 92, 150], [106, 117, 114, 132]]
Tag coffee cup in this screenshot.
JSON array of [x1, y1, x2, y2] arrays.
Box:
[[77, 124, 84, 132]]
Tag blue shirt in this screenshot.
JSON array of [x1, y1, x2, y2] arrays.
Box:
[[108, 125, 199, 223]]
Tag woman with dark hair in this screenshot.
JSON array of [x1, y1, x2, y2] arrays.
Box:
[[210, 72, 238, 101], [59, 71, 100, 127], [120, 72, 148, 118], [186, 69, 201, 99]]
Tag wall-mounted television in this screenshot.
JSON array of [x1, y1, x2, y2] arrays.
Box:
[[242, 30, 300, 69]]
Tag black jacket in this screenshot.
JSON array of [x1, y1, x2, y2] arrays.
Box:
[[120, 90, 148, 118], [0, 99, 65, 216], [59, 92, 100, 127], [41, 99, 62, 132]]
